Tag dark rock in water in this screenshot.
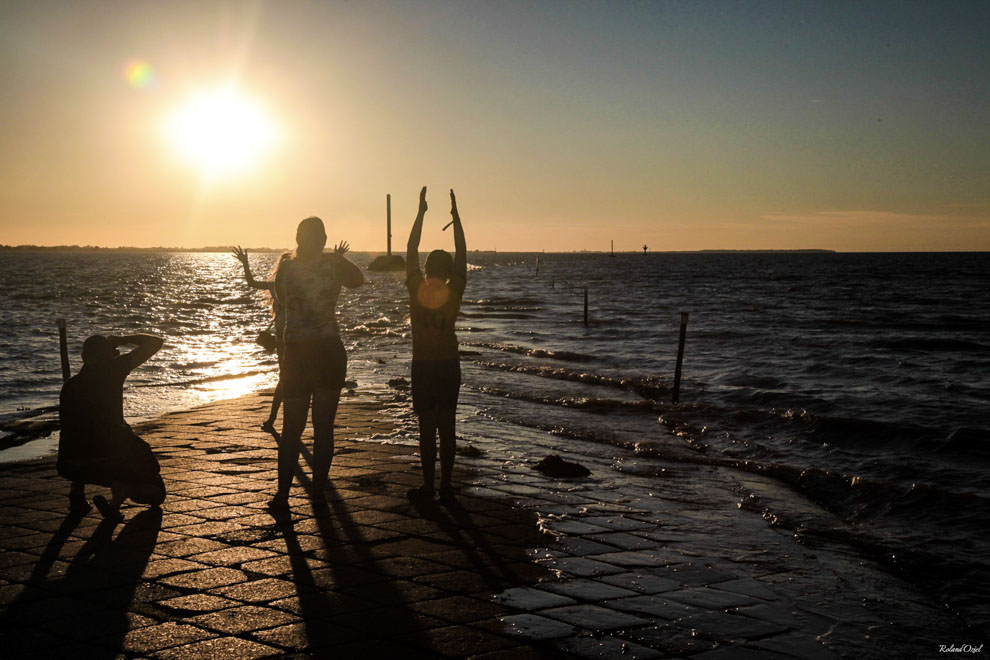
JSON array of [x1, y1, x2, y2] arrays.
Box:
[[534, 454, 590, 478], [387, 377, 409, 389], [368, 255, 406, 272], [343, 380, 358, 389], [457, 444, 482, 457]]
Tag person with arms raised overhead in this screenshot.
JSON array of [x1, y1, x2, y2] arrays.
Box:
[[270, 217, 364, 509], [406, 187, 467, 502], [58, 333, 166, 521]]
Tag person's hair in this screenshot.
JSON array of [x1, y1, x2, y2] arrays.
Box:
[[295, 216, 326, 258], [81, 335, 114, 365], [268, 253, 291, 316], [425, 249, 454, 280]]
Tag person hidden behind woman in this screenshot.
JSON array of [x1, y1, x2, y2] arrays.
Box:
[[232, 245, 290, 434]]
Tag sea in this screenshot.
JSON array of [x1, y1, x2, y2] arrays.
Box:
[[1, 250, 988, 634]]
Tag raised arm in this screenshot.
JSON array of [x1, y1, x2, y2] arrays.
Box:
[[232, 246, 272, 290], [450, 189, 467, 279], [406, 186, 427, 280], [331, 241, 364, 288], [110, 334, 164, 370]]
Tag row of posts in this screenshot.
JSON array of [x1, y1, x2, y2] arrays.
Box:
[[575, 284, 688, 404]]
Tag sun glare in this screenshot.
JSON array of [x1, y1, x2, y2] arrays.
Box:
[[166, 88, 277, 178]]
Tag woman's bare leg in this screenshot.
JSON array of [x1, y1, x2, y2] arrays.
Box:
[[417, 409, 438, 493], [276, 394, 310, 501], [311, 387, 341, 489], [437, 407, 456, 491]]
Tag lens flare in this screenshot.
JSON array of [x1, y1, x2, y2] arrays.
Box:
[[123, 59, 156, 89]]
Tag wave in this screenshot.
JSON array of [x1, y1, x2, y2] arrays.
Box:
[[873, 338, 990, 352], [461, 340, 595, 363], [134, 369, 271, 388], [470, 359, 667, 399], [474, 385, 658, 415]]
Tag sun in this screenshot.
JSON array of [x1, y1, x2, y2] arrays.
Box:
[[166, 88, 278, 178]]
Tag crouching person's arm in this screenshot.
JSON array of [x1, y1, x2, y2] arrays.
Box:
[[110, 334, 164, 370]]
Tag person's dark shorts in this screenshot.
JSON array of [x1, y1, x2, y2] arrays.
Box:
[[411, 359, 461, 412], [283, 337, 347, 397], [57, 426, 161, 490]]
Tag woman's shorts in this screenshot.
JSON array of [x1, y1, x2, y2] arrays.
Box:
[[411, 359, 461, 413], [283, 337, 347, 397]]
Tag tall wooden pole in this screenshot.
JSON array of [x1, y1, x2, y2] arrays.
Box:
[[386, 194, 392, 256], [672, 312, 689, 403], [57, 318, 70, 382]]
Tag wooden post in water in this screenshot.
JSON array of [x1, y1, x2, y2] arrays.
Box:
[[386, 194, 392, 256], [672, 312, 689, 404], [535, 255, 540, 275], [57, 318, 70, 382], [583, 287, 589, 326]]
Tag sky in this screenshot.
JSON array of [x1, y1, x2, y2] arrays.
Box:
[[1, 0, 988, 251]]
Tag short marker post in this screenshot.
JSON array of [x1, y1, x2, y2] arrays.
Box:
[[672, 312, 689, 404], [583, 287, 589, 326], [671, 312, 688, 403]]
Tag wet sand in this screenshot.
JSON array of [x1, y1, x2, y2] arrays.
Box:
[[0, 391, 979, 658]]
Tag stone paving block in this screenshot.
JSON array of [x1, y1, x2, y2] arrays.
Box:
[[733, 601, 811, 631], [600, 571, 681, 595], [155, 635, 281, 659], [747, 631, 842, 660], [540, 604, 651, 631], [586, 532, 659, 550], [249, 620, 363, 650], [407, 594, 507, 624], [184, 546, 278, 567], [159, 593, 241, 613], [212, 576, 301, 603], [619, 623, 721, 657], [663, 586, 760, 611], [112, 621, 216, 654], [694, 645, 795, 659], [605, 594, 707, 621], [678, 610, 792, 642], [501, 613, 577, 640], [554, 633, 665, 659], [158, 566, 249, 590], [493, 586, 577, 610], [541, 556, 625, 578], [188, 604, 300, 634], [539, 579, 639, 602], [589, 550, 673, 568], [154, 537, 230, 558], [403, 623, 518, 656], [714, 576, 780, 601]]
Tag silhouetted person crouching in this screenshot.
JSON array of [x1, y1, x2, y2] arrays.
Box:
[[406, 187, 467, 502], [58, 333, 166, 520]]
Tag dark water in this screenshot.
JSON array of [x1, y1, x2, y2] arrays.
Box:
[[1, 251, 988, 633]]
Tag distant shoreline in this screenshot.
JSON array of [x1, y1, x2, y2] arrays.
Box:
[[4, 245, 844, 254], [4, 245, 987, 254]]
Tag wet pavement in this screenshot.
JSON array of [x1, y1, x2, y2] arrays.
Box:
[[0, 392, 980, 658]]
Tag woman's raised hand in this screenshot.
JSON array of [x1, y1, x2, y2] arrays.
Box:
[[418, 186, 428, 215], [232, 246, 249, 265], [333, 241, 350, 256]]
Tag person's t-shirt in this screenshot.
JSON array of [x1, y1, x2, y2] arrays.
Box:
[[279, 255, 342, 343], [406, 271, 466, 361], [58, 355, 132, 464]]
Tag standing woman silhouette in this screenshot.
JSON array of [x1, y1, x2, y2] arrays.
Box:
[[270, 217, 364, 508]]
